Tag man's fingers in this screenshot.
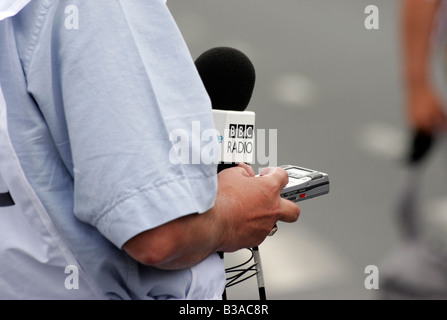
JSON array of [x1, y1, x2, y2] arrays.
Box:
[[237, 163, 255, 177], [278, 198, 301, 223], [259, 167, 289, 190], [257, 167, 301, 223]]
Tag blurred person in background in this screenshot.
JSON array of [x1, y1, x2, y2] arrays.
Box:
[[379, 0, 447, 300]]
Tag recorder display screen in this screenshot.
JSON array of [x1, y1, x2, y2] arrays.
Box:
[[287, 167, 312, 178]]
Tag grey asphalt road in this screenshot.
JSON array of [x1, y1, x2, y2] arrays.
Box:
[[167, 0, 447, 300]]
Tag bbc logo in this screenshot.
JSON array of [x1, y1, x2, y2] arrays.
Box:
[[229, 124, 254, 139]]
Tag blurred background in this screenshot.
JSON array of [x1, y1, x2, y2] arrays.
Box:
[[168, 0, 447, 299]]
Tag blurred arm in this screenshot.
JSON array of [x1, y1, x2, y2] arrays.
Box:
[[402, 0, 447, 133]]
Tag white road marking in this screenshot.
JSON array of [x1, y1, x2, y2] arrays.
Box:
[[270, 73, 317, 108], [224, 225, 353, 298], [357, 122, 406, 161]]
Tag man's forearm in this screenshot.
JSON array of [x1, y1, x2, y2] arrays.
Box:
[[122, 208, 224, 270]]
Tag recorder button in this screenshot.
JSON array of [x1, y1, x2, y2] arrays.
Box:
[[309, 173, 324, 180]]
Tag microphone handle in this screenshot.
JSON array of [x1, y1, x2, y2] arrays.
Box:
[[217, 162, 237, 261], [218, 163, 238, 173]]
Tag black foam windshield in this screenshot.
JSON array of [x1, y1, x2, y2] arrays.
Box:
[[195, 47, 256, 112]]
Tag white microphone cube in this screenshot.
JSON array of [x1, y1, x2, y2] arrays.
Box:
[[212, 110, 256, 164]]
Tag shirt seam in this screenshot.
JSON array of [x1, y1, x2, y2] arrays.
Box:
[[21, 0, 55, 75]]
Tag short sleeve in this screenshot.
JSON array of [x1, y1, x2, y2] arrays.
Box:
[[25, 0, 218, 248]]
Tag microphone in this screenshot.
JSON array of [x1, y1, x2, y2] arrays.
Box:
[[195, 47, 257, 172], [195, 47, 267, 301], [195, 47, 256, 112]]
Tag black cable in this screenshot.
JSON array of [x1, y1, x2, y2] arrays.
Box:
[[225, 248, 259, 288], [223, 247, 267, 300]]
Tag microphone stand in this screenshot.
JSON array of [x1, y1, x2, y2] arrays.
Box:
[[252, 246, 267, 300]]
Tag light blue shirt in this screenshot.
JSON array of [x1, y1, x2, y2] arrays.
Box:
[[0, 0, 225, 299]]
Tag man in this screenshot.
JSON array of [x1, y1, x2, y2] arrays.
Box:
[[0, 0, 300, 299]]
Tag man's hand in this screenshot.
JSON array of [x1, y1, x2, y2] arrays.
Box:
[[213, 163, 300, 253], [123, 164, 300, 270]]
